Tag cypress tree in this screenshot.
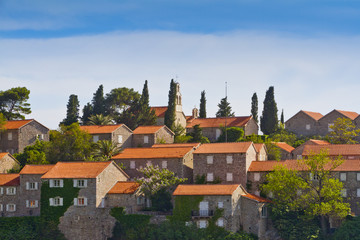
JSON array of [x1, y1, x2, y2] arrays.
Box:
[[92, 85, 106, 115], [81, 102, 93, 125], [251, 93, 258, 122], [164, 79, 176, 130], [61, 94, 80, 126], [260, 86, 278, 135], [138, 80, 156, 126], [216, 97, 235, 117], [281, 109, 284, 124], [199, 90, 207, 118]]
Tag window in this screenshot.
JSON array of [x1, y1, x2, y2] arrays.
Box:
[[341, 189, 347, 197], [73, 179, 87, 188], [118, 135, 123, 144], [6, 204, 16, 212], [261, 206, 268, 218], [26, 182, 38, 190], [49, 197, 63, 206], [8, 132, 12, 141], [357, 173, 360, 181], [218, 202, 224, 208], [357, 189, 360, 197], [6, 187, 16, 195], [226, 173, 233, 181], [207, 156, 213, 164], [93, 135, 99, 143], [0, 204, 2, 212], [199, 220, 207, 229], [306, 124, 311, 130], [328, 123, 334, 132], [26, 200, 38, 208], [254, 173, 260, 182], [37, 134, 44, 140], [137, 197, 144, 205], [162, 161, 167, 169], [146, 161, 152, 167], [216, 218, 224, 227], [130, 161, 136, 169], [74, 197, 87, 206], [215, 129, 221, 140], [207, 173, 214, 182], [226, 155, 233, 164], [0, 187, 3, 195], [144, 136, 149, 144], [310, 173, 319, 181], [50, 179, 63, 188], [340, 173, 347, 182]]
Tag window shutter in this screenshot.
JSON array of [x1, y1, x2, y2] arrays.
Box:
[[60, 180, 64, 188], [13, 205, 16, 211], [6, 188, 9, 195], [74, 198, 78, 206], [26, 200, 29, 208], [59, 198, 63, 206], [35, 182, 38, 190], [6, 204, 9, 211], [26, 182, 30, 190], [0, 204, 2, 211], [84, 198, 88, 206], [35, 200, 39, 208], [73, 180, 77, 187], [49, 198, 54, 206], [83, 180, 88, 188], [0, 187, 3, 195], [49, 180, 54, 188]]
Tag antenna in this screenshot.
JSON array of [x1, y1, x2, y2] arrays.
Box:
[[225, 82, 228, 143]]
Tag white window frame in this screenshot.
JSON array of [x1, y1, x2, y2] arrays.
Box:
[[26, 200, 39, 208], [226, 173, 233, 182], [6, 204, 16, 212], [93, 135, 99, 143], [341, 189, 347, 197], [216, 218, 224, 227], [357, 189, 360, 197], [8, 132, 12, 141], [162, 161, 167, 169], [130, 161, 136, 169], [261, 206, 268, 218], [199, 220, 207, 229], [0, 187, 3, 195], [207, 173, 214, 182], [306, 124, 311, 130], [254, 173, 260, 182], [50, 179, 63, 188], [73, 179, 87, 188], [144, 136, 149, 144], [26, 182, 39, 190], [74, 197, 87, 206], [207, 155, 213, 164], [118, 135, 123, 144], [340, 172, 347, 182], [6, 187, 16, 195], [357, 173, 360, 181], [226, 155, 233, 164], [50, 197, 64, 206], [217, 201, 224, 208]]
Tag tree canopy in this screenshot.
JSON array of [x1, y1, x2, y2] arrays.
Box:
[[216, 97, 235, 117], [217, 127, 244, 142], [164, 79, 177, 131], [92, 84, 106, 116], [61, 94, 80, 126], [251, 93, 258, 122], [260, 86, 278, 135], [327, 117, 360, 144], [88, 114, 113, 125], [199, 90, 207, 118], [0, 87, 31, 120]]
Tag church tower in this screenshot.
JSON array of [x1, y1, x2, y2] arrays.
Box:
[[175, 83, 182, 113]]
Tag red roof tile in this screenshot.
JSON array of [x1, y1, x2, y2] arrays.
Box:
[[4, 119, 33, 130], [272, 142, 295, 153], [150, 106, 167, 118], [152, 143, 200, 148], [173, 184, 239, 196], [336, 110, 359, 120], [79, 124, 125, 134], [0, 174, 20, 186], [107, 181, 140, 194], [41, 161, 112, 179], [302, 111, 323, 121], [133, 125, 163, 134], [20, 165, 54, 175], [254, 143, 265, 153], [194, 142, 253, 154], [112, 147, 193, 159], [0, 152, 9, 158], [186, 116, 252, 128], [303, 144, 360, 156], [309, 139, 330, 145], [243, 194, 271, 203]]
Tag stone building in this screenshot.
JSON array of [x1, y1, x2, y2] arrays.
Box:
[[193, 142, 257, 187], [317, 110, 359, 137], [152, 142, 201, 149], [271, 142, 294, 160], [0, 174, 20, 217], [0, 119, 49, 154], [112, 146, 195, 181], [302, 144, 360, 160], [285, 110, 323, 137], [292, 139, 330, 159], [0, 152, 20, 173], [80, 124, 133, 149], [186, 116, 258, 142], [254, 143, 268, 161], [132, 125, 174, 147]]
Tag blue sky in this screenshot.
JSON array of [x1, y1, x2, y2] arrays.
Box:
[[1, 1, 360, 129]]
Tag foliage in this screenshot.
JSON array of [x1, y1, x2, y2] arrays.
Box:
[[14, 139, 50, 166], [47, 123, 93, 163], [269, 125, 297, 146], [137, 80, 157, 127], [92, 140, 121, 161], [200, 90, 207, 118], [217, 127, 244, 142], [251, 92, 258, 123], [260, 86, 278, 135], [174, 134, 192, 143], [264, 142, 281, 160], [327, 117, 360, 144], [243, 134, 267, 143], [88, 114, 114, 125], [0, 87, 31, 120], [216, 97, 235, 117], [61, 94, 80, 126], [332, 216, 360, 240], [188, 124, 210, 143], [164, 79, 177, 131], [171, 195, 204, 222], [150, 188, 173, 211], [92, 84, 106, 115], [281, 109, 284, 124], [173, 124, 191, 143], [81, 102, 93, 125], [195, 174, 206, 184], [0, 113, 6, 130]]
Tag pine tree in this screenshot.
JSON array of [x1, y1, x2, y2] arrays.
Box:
[[92, 85, 106, 115], [164, 79, 176, 130], [281, 109, 284, 124], [61, 94, 80, 126], [138, 80, 156, 126], [81, 103, 93, 125], [199, 90, 207, 118], [260, 86, 278, 135], [216, 97, 235, 117], [251, 93, 258, 122]]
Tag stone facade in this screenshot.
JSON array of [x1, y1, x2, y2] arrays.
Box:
[[317, 110, 357, 136], [285, 111, 322, 137], [292, 140, 330, 160], [132, 126, 174, 148], [18, 174, 43, 216], [0, 153, 20, 173], [0, 184, 20, 217]]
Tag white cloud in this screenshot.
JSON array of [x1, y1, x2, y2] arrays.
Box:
[[1, 30, 360, 129]]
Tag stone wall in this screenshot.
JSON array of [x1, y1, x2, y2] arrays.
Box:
[[0, 129, 19, 154], [285, 111, 319, 137], [18, 121, 49, 153], [113, 126, 133, 149], [0, 186, 20, 217], [106, 192, 143, 213], [132, 134, 155, 148], [0, 154, 19, 173], [154, 127, 174, 144], [18, 174, 43, 216], [317, 111, 346, 136], [244, 118, 259, 136]]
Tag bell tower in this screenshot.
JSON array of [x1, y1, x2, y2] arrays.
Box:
[[175, 83, 182, 113]]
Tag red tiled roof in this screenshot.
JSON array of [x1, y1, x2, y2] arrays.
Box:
[[334, 160, 360, 171], [336, 110, 359, 120], [309, 139, 330, 145], [152, 143, 200, 148], [79, 124, 125, 134], [173, 184, 239, 196], [150, 106, 167, 118], [112, 147, 193, 159], [20, 165, 54, 175], [272, 142, 295, 153], [0, 174, 20, 186], [0, 152, 9, 158], [107, 181, 140, 194], [303, 144, 360, 156], [186, 116, 252, 128], [186, 116, 194, 122], [41, 161, 112, 179], [194, 142, 253, 154], [254, 143, 265, 153], [243, 194, 271, 203], [133, 125, 163, 134], [4, 119, 33, 129], [302, 111, 323, 121]]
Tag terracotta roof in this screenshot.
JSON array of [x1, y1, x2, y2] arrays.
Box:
[[150, 106, 167, 118], [20, 165, 54, 175], [112, 147, 193, 159], [335, 110, 359, 120], [186, 116, 252, 128], [309, 139, 330, 145], [243, 194, 271, 203], [173, 184, 239, 196], [254, 143, 265, 153], [0, 152, 9, 158], [4, 119, 33, 129], [194, 142, 253, 154], [272, 142, 295, 153], [152, 143, 200, 148], [186, 116, 194, 122], [41, 161, 112, 179], [303, 144, 360, 156], [302, 111, 323, 121], [107, 181, 140, 194], [334, 160, 360, 171], [79, 124, 125, 134], [133, 125, 163, 134], [0, 174, 20, 186]]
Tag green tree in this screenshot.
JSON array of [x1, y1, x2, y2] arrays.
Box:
[[280, 109, 284, 124], [0, 87, 31, 120], [88, 114, 113, 125], [260, 86, 278, 135], [0, 113, 6, 130], [265, 141, 281, 160], [61, 94, 80, 126], [47, 123, 93, 163], [164, 79, 177, 130], [328, 117, 360, 144], [217, 127, 244, 142], [188, 124, 210, 143], [81, 102, 93, 125], [269, 126, 297, 146], [262, 150, 350, 237], [14, 140, 50, 167], [216, 97, 235, 117], [92, 85, 106, 115], [92, 140, 121, 161], [137, 80, 157, 126], [333, 216, 360, 240], [199, 90, 207, 118], [251, 93, 258, 123]]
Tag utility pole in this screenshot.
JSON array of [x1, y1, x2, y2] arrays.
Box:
[[225, 82, 227, 143]]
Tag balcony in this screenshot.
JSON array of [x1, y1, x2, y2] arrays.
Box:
[[191, 209, 214, 218]]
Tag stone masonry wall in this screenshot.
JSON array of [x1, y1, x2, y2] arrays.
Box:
[[106, 193, 142, 213], [18, 174, 43, 216], [154, 127, 174, 144], [0, 186, 20, 217], [317, 111, 347, 136], [0, 155, 19, 173], [285, 112, 319, 137], [244, 118, 259, 136], [132, 134, 155, 148], [112, 126, 133, 149], [18, 121, 49, 153], [0, 129, 19, 154]]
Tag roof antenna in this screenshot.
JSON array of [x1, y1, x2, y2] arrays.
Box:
[[225, 82, 228, 143]]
